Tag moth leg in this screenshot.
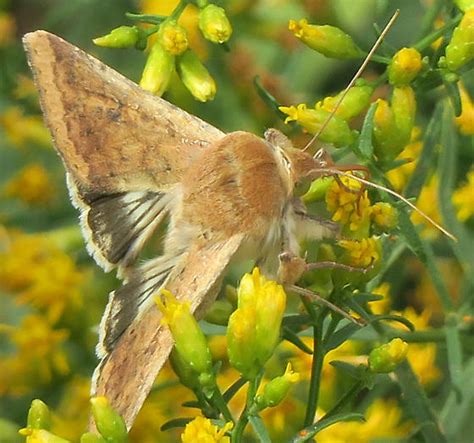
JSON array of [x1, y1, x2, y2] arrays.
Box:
[[288, 284, 366, 326]]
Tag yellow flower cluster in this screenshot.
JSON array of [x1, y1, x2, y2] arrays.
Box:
[[452, 169, 474, 221], [181, 416, 232, 443], [4, 163, 55, 206], [0, 106, 51, 148], [325, 176, 397, 235], [317, 399, 413, 442], [0, 229, 86, 394], [338, 237, 381, 268]]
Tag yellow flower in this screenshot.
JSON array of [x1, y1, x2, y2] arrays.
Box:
[[0, 12, 16, 47], [140, 42, 175, 96], [279, 103, 356, 147], [445, 9, 474, 71], [5, 163, 55, 206], [227, 268, 286, 378], [388, 47, 423, 85], [288, 18, 362, 59], [0, 106, 51, 148], [411, 176, 442, 238], [455, 83, 474, 135], [325, 177, 371, 234], [0, 315, 69, 393], [386, 128, 422, 191], [199, 4, 233, 44], [181, 416, 232, 443], [393, 307, 442, 386], [177, 50, 216, 102], [453, 170, 474, 221], [316, 84, 373, 121], [159, 20, 189, 55], [141, 0, 207, 57], [0, 229, 85, 323], [156, 289, 213, 377], [371, 202, 398, 229], [14, 74, 38, 100], [316, 399, 412, 443], [370, 282, 392, 315], [51, 377, 91, 441], [369, 338, 409, 373], [338, 237, 381, 268], [93, 25, 140, 48], [19, 428, 69, 443]]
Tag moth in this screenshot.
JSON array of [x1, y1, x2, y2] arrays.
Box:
[[23, 30, 436, 430]]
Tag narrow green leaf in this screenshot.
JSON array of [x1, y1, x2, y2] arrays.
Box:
[[445, 317, 463, 397], [329, 361, 365, 380], [370, 314, 415, 331], [283, 326, 313, 354], [248, 415, 272, 443], [441, 357, 474, 439], [160, 417, 193, 431], [291, 413, 365, 442], [181, 400, 201, 408], [223, 377, 247, 403], [352, 293, 384, 303], [404, 103, 442, 199], [325, 323, 363, 351], [395, 361, 447, 443], [283, 314, 311, 330], [254, 76, 286, 119], [443, 79, 462, 117], [438, 103, 474, 279], [357, 102, 377, 160]]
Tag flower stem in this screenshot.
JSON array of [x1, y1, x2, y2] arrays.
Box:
[[232, 376, 260, 442], [321, 379, 366, 419], [301, 297, 327, 427], [209, 387, 234, 423]]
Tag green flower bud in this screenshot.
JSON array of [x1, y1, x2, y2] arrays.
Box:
[[388, 47, 423, 86], [90, 397, 127, 443], [93, 26, 140, 49], [373, 87, 415, 162], [27, 399, 51, 431], [392, 86, 416, 150], [177, 50, 216, 102], [369, 338, 408, 373], [227, 268, 287, 378], [156, 290, 213, 376], [303, 176, 334, 203], [169, 348, 201, 390], [316, 84, 374, 120], [139, 42, 174, 96], [255, 363, 300, 409], [18, 429, 70, 443], [80, 433, 107, 443], [289, 18, 363, 59], [227, 304, 258, 379], [279, 104, 357, 147], [199, 4, 233, 44], [445, 10, 474, 71], [204, 299, 234, 325], [454, 0, 474, 12], [158, 20, 189, 55]]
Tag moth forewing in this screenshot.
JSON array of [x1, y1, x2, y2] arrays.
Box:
[[23, 30, 341, 432]]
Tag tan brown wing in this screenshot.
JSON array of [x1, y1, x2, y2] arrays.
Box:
[[92, 234, 245, 430], [22, 30, 224, 194]]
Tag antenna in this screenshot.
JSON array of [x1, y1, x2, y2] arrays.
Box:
[[309, 168, 457, 241], [303, 9, 400, 153]]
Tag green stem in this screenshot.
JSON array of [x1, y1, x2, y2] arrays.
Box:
[[322, 379, 366, 419], [414, 14, 462, 52], [232, 377, 260, 442], [303, 304, 325, 427], [415, 0, 444, 41], [209, 388, 234, 423], [360, 53, 391, 64], [170, 0, 189, 20]]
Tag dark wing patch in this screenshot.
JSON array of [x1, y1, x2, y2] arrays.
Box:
[[68, 174, 173, 275], [97, 255, 180, 357]]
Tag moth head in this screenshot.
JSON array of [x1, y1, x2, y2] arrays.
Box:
[[264, 128, 329, 195]]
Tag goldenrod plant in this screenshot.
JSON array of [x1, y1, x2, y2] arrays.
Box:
[[0, 1, 473, 442]]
